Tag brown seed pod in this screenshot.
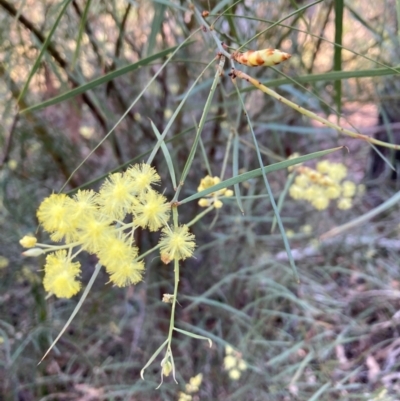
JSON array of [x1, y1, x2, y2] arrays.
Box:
[[232, 48, 291, 67]]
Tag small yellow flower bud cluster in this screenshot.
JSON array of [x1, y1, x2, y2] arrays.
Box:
[[289, 160, 360, 211], [197, 175, 233, 209], [223, 345, 247, 380], [19, 163, 196, 299], [19, 235, 37, 248], [178, 373, 203, 401]]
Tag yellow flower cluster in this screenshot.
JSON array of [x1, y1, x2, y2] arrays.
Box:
[[20, 164, 196, 299], [178, 373, 203, 401], [197, 175, 233, 209], [223, 345, 247, 380], [289, 160, 359, 211]]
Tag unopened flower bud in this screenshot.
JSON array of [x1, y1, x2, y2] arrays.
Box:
[[162, 360, 172, 377], [22, 248, 44, 257]]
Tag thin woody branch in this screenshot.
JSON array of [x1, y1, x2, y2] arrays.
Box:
[[231, 68, 400, 151]]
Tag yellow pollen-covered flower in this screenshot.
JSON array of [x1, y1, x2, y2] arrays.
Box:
[[311, 196, 329, 210], [106, 259, 145, 287], [37, 194, 77, 242], [325, 185, 341, 199], [289, 159, 359, 211], [316, 160, 331, 174], [43, 250, 81, 298], [185, 373, 203, 393], [289, 185, 303, 200], [223, 345, 247, 380], [225, 345, 234, 355], [126, 163, 161, 194], [19, 235, 37, 248], [133, 190, 170, 231], [295, 174, 309, 188], [78, 215, 115, 253], [197, 175, 232, 208], [71, 190, 99, 222], [229, 369, 241, 380], [97, 236, 137, 270], [198, 175, 220, 192], [214, 200, 223, 209], [97, 173, 137, 220], [159, 225, 196, 264], [304, 185, 319, 201], [224, 355, 237, 370], [337, 197, 353, 210], [198, 198, 210, 207], [178, 392, 192, 401], [238, 360, 247, 371], [342, 180, 356, 197], [326, 163, 347, 181]]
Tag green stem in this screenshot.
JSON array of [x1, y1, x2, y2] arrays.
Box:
[[232, 69, 400, 150], [186, 205, 215, 227], [172, 56, 226, 203], [167, 257, 180, 349]]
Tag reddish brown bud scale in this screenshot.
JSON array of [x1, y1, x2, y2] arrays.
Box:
[[232, 48, 291, 67]]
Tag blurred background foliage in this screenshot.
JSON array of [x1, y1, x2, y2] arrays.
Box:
[[1, 0, 400, 400]]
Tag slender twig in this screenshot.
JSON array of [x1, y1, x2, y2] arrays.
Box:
[[192, 4, 234, 65], [71, 0, 102, 67], [231, 68, 400, 150]]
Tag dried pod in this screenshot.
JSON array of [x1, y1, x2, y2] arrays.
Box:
[[232, 48, 291, 67]]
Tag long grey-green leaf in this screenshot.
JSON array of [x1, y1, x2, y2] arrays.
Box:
[[174, 56, 225, 200], [180, 147, 343, 204], [146, 56, 216, 166], [20, 41, 195, 114], [38, 262, 102, 365], [237, 0, 323, 51], [233, 79, 298, 282], [308, 382, 331, 401], [233, 132, 244, 214], [146, 3, 166, 56], [149, 119, 176, 189], [173, 327, 212, 347], [140, 339, 168, 380], [71, 0, 92, 70], [321, 189, 400, 240]]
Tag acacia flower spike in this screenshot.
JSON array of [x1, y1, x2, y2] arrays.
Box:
[[232, 48, 291, 67]]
